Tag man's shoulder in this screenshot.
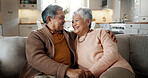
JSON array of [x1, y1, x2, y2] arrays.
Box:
[[28, 29, 47, 39]]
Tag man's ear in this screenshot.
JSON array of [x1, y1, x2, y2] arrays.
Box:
[[46, 16, 52, 23]]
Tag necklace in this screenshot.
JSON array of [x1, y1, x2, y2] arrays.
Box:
[[78, 34, 88, 43]]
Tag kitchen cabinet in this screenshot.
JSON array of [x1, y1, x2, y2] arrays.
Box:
[[140, 24, 148, 29], [19, 0, 37, 9], [136, 0, 148, 22], [133, 0, 148, 22], [139, 29, 148, 34], [123, 24, 140, 34], [88, 0, 102, 10], [1, 0, 19, 36], [99, 24, 110, 30], [98, 23, 148, 34], [138, 17, 148, 22], [102, 0, 113, 9], [124, 29, 139, 34], [19, 24, 38, 37], [139, 24, 148, 34], [20, 4, 37, 9], [125, 24, 140, 29], [139, 0, 148, 17]]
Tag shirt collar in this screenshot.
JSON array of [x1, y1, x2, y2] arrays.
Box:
[[46, 25, 63, 34]]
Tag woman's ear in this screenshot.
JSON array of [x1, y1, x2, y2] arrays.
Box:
[[86, 18, 91, 26]]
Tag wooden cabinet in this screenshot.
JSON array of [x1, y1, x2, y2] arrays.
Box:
[[19, 24, 38, 37], [1, 0, 19, 36], [19, 0, 37, 9], [20, 4, 37, 9], [88, 0, 102, 10]]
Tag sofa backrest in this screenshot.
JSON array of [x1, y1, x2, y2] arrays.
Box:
[[0, 34, 148, 78], [116, 34, 148, 78], [0, 37, 27, 78], [116, 34, 130, 62], [129, 34, 148, 78]]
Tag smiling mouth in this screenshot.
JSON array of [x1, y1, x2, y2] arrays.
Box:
[[74, 26, 79, 30]]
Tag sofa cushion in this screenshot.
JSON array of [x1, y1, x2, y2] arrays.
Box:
[[116, 34, 130, 62], [129, 34, 148, 78], [0, 37, 26, 78]]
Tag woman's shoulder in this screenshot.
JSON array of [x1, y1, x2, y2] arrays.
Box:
[[92, 28, 106, 35]]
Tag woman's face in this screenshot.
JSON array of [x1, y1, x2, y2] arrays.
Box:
[[72, 14, 90, 36]]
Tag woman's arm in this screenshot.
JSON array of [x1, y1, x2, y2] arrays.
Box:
[[89, 29, 119, 77]]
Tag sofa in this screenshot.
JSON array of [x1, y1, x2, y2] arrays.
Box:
[[0, 34, 148, 78]]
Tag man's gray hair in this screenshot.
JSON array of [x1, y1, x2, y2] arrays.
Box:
[[42, 4, 63, 24], [73, 8, 92, 28]]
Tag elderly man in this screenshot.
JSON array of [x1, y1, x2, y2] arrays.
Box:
[[19, 4, 87, 78], [19, 4, 116, 78]]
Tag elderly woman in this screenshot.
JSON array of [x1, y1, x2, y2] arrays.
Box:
[[72, 8, 135, 78]]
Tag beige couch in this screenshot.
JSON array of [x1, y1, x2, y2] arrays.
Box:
[[0, 34, 148, 78]]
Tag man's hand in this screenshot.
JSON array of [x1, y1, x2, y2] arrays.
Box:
[[106, 30, 117, 43], [85, 70, 95, 78], [66, 68, 86, 78]]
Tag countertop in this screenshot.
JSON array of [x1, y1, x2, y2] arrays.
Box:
[[96, 22, 148, 24], [19, 23, 44, 25]]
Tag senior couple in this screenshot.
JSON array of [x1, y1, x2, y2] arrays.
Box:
[[19, 4, 135, 78]]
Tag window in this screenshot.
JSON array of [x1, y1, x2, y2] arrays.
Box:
[[39, 0, 85, 20]]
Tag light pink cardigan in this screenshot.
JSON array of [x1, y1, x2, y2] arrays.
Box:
[[75, 29, 133, 77]]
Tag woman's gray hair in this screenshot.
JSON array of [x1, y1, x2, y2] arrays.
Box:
[[42, 4, 63, 24], [73, 8, 92, 28]]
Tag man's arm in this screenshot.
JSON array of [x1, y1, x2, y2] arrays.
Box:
[[26, 31, 69, 78]]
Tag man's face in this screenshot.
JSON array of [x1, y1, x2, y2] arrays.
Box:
[[50, 10, 65, 31]]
